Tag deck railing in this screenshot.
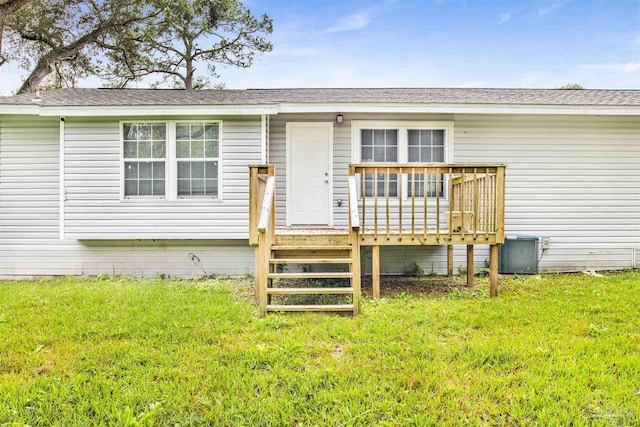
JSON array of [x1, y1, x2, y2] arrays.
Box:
[[349, 163, 506, 245]]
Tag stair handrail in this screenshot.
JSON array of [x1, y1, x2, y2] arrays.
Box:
[[257, 176, 276, 233], [347, 175, 360, 231]]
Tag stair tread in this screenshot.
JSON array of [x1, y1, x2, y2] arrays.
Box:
[[267, 287, 354, 295], [267, 304, 355, 312], [270, 258, 353, 264], [267, 272, 353, 279]]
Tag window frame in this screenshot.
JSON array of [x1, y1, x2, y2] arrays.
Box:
[[350, 120, 454, 202], [119, 119, 223, 202]]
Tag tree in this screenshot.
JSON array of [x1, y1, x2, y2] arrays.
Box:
[[107, 0, 273, 89], [4, 0, 157, 94], [0, 0, 32, 66], [557, 83, 585, 90]]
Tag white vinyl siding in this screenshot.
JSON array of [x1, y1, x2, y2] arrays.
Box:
[[64, 116, 260, 239], [269, 113, 640, 274], [0, 115, 254, 277]]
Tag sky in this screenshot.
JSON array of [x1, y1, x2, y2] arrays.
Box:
[[1, 0, 639, 94]]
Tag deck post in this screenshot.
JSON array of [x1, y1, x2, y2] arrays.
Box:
[[372, 245, 380, 299], [257, 231, 270, 316], [489, 244, 499, 297], [447, 245, 454, 277], [466, 245, 474, 286]]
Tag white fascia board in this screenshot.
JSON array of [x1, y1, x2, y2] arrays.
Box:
[[0, 105, 42, 115], [39, 104, 278, 116], [278, 102, 640, 116]]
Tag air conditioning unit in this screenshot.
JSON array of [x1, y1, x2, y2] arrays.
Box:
[[499, 236, 540, 274]]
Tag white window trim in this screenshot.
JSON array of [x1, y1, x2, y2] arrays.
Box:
[[119, 120, 223, 201], [350, 120, 454, 204]]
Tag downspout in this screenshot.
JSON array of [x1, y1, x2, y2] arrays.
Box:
[[59, 117, 65, 240]]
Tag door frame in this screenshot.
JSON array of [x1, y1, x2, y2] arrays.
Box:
[[285, 121, 334, 227]]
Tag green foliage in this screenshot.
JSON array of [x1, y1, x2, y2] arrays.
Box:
[[3, 0, 272, 92], [108, 0, 273, 89], [557, 83, 585, 89], [404, 262, 424, 277], [0, 272, 639, 425]]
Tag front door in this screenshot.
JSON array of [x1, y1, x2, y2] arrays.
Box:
[[286, 122, 332, 226]]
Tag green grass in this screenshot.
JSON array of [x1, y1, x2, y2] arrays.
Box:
[[1, 272, 639, 426]]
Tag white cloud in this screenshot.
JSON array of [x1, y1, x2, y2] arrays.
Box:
[[498, 11, 513, 24], [323, 11, 372, 33], [582, 62, 640, 73], [538, 1, 570, 18]]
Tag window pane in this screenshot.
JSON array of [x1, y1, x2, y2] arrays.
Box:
[[138, 141, 151, 158], [138, 124, 151, 141], [125, 180, 137, 196], [205, 140, 218, 158], [176, 124, 190, 141], [152, 141, 166, 158], [433, 147, 444, 162], [205, 161, 218, 179], [191, 179, 205, 195], [125, 162, 138, 179], [123, 124, 136, 140], [408, 147, 419, 162], [152, 124, 166, 141], [152, 162, 165, 179], [178, 179, 190, 195], [153, 180, 165, 196], [176, 140, 189, 158], [138, 162, 152, 179], [191, 140, 204, 158], [205, 124, 219, 140], [385, 129, 398, 146], [361, 146, 373, 162], [123, 141, 137, 158], [139, 180, 152, 195], [373, 147, 385, 162], [432, 130, 444, 146], [408, 130, 419, 146], [361, 129, 372, 145], [191, 161, 205, 178], [205, 179, 218, 196], [386, 146, 397, 162], [190, 124, 204, 139], [177, 162, 190, 179]]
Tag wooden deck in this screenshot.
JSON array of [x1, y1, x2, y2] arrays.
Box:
[[249, 163, 506, 315]]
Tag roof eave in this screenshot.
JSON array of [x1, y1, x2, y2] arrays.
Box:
[[0, 104, 278, 116], [278, 102, 640, 115]]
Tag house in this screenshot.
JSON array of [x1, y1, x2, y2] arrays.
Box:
[[0, 88, 638, 313]]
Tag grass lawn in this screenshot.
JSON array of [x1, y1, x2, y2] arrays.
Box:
[[1, 272, 639, 426]]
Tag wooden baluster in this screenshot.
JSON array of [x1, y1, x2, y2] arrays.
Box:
[[423, 167, 428, 241], [386, 167, 390, 240], [361, 169, 366, 238], [436, 168, 440, 241], [473, 168, 479, 239], [411, 167, 415, 240], [374, 168, 378, 240], [399, 167, 403, 239], [448, 168, 453, 241], [484, 168, 489, 239], [460, 169, 465, 239]]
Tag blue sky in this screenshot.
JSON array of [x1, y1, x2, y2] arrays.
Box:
[[1, 0, 638, 93]]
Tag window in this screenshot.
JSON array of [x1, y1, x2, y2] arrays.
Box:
[[360, 129, 398, 197], [407, 129, 445, 198], [352, 121, 452, 200], [176, 122, 219, 198], [121, 121, 221, 200], [123, 123, 166, 197]]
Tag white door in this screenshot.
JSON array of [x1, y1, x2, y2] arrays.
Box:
[[287, 122, 333, 226]]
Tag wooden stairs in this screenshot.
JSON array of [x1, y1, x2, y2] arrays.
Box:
[[264, 233, 361, 314]]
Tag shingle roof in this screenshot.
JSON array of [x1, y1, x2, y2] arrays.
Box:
[[0, 87, 639, 106]]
